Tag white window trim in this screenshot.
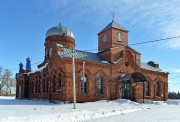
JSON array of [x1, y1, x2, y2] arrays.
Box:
[[49, 48, 52, 57], [103, 34, 107, 42], [118, 32, 122, 41]]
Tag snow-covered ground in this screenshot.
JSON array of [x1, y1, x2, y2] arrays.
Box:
[[0, 96, 180, 122]]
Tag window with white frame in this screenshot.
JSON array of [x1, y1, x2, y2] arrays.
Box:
[[103, 34, 107, 42], [46, 50, 48, 58], [146, 81, 149, 96], [36, 77, 38, 93], [38, 77, 40, 93], [155, 82, 160, 96], [49, 48, 52, 57], [46, 77, 49, 93], [97, 75, 103, 94], [81, 75, 87, 94], [43, 76, 46, 93], [118, 32, 122, 41]]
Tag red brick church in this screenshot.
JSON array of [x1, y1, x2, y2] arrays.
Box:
[[16, 20, 168, 102]]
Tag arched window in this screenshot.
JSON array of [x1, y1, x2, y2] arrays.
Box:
[[43, 76, 46, 93], [156, 82, 160, 96], [57, 74, 62, 92], [146, 81, 149, 96], [118, 32, 122, 41], [45, 50, 46, 58], [36, 77, 38, 93], [53, 75, 56, 93], [103, 34, 107, 42], [31, 80, 33, 93], [38, 76, 41, 93], [45, 50, 48, 58], [81, 74, 87, 94], [49, 48, 52, 57], [29, 81, 31, 93], [46, 77, 49, 93], [30, 80, 32, 93], [32, 79, 34, 93], [19, 85, 22, 98], [97, 75, 103, 94]]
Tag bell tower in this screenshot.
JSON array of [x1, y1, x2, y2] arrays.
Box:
[[98, 20, 128, 63]]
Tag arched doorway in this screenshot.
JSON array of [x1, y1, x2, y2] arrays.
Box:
[[119, 72, 147, 100]]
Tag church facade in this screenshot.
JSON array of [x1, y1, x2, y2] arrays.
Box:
[[16, 20, 169, 102]]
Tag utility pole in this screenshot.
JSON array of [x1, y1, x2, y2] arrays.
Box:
[[72, 49, 76, 109]]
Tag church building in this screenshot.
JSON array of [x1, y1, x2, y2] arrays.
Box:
[[16, 20, 169, 102]]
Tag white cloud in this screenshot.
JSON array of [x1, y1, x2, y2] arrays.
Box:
[[173, 69, 180, 73], [168, 80, 180, 92], [169, 80, 179, 84], [168, 68, 180, 73], [37, 0, 180, 49]]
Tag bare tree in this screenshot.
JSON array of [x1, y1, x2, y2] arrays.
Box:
[[8, 78, 16, 96], [0, 66, 6, 95], [0, 67, 15, 96], [4, 69, 12, 95]]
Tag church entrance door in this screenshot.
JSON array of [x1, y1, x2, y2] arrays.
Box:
[[121, 80, 131, 99], [119, 72, 147, 101]]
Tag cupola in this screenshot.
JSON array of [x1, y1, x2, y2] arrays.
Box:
[[19, 62, 23, 73], [46, 23, 74, 39]]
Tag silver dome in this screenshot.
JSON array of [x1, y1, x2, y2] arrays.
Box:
[[46, 23, 74, 39]]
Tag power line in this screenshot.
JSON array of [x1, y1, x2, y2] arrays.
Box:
[[8, 61, 43, 71], [169, 82, 180, 87], [3, 35, 180, 72], [129, 35, 180, 46], [168, 76, 180, 86], [84, 35, 180, 52], [169, 76, 180, 80], [84, 48, 98, 52], [167, 75, 180, 87]]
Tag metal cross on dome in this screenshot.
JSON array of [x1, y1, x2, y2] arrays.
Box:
[[112, 11, 115, 20]]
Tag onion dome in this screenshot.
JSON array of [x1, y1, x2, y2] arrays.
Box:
[[19, 62, 23, 73], [26, 57, 31, 71], [46, 23, 74, 39]]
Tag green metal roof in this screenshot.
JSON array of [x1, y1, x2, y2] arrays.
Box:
[[58, 48, 110, 64], [140, 62, 163, 72], [57, 46, 164, 72]]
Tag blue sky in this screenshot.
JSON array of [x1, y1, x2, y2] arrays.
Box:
[[0, 0, 180, 92]]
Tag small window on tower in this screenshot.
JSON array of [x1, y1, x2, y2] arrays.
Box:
[[118, 32, 122, 41], [46, 50, 48, 58], [49, 48, 52, 57], [103, 34, 107, 42]]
